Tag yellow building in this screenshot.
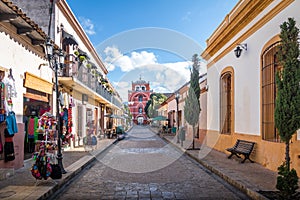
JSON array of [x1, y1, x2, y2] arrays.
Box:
[[201, 0, 300, 174]]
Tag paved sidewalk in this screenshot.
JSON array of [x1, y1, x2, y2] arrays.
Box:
[[162, 134, 277, 200], [0, 138, 117, 200]]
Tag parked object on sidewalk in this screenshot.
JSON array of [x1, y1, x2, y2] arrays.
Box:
[[91, 135, 97, 145], [116, 125, 124, 135], [50, 164, 62, 179], [117, 134, 125, 140], [83, 135, 97, 145], [226, 139, 255, 163]]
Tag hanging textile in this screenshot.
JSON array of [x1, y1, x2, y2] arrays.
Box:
[[4, 128, 15, 162], [0, 81, 6, 123], [0, 82, 5, 110], [6, 111, 18, 135], [27, 116, 39, 142], [61, 108, 68, 128], [0, 132, 3, 154], [68, 104, 72, 134]]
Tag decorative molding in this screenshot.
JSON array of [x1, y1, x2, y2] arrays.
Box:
[[0, 22, 45, 58], [202, 0, 274, 60], [203, 0, 294, 68]]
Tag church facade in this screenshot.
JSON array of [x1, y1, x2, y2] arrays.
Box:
[[128, 78, 152, 125]]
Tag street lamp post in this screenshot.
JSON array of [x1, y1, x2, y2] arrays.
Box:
[[46, 38, 66, 174], [175, 92, 180, 143]]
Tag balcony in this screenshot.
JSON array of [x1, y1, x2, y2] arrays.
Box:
[[58, 60, 122, 109]]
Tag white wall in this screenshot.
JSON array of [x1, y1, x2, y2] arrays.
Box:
[[206, 0, 300, 135], [55, 5, 106, 76], [0, 32, 52, 122]]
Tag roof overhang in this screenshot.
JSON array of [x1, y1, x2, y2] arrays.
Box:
[[0, 0, 48, 58]]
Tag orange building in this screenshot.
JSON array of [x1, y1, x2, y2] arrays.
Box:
[[128, 78, 152, 125]]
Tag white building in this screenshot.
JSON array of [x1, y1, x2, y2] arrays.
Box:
[[0, 0, 53, 172], [201, 0, 300, 174]]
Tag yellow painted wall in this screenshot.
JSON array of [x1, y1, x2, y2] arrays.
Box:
[[204, 130, 300, 174]]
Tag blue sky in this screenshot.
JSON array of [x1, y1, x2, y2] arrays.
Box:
[[66, 0, 239, 101]]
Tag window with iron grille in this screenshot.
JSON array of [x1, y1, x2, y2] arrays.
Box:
[[220, 71, 233, 134], [261, 42, 282, 142]]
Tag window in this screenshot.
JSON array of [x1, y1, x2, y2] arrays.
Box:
[[139, 107, 143, 114], [135, 86, 140, 91], [141, 86, 145, 91], [262, 42, 281, 142], [220, 69, 233, 134], [138, 95, 143, 102]]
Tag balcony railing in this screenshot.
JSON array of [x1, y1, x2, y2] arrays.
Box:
[[59, 60, 122, 108]]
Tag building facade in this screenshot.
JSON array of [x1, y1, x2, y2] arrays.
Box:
[[0, 0, 54, 173], [158, 74, 207, 137], [201, 0, 300, 174], [128, 78, 152, 125], [10, 0, 123, 149]]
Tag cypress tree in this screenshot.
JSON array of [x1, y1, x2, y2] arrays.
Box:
[[184, 54, 201, 149], [275, 17, 300, 198], [275, 17, 300, 170]]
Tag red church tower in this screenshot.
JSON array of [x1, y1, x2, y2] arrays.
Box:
[[128, 78, 152, 125]]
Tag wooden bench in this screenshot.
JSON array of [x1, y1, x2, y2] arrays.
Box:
[[226, 139, 255, 163]]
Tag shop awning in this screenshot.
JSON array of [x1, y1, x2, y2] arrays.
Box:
[[104, 114, 124, 119], [24, 72, 53, 94], [152, 115, 168, 121]]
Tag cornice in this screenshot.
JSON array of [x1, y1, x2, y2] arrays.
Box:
[[201, 0, 274, 61], [204, 0, 294, 68]]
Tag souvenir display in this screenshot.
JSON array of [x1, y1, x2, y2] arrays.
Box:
[[31, 112, 61, 180]]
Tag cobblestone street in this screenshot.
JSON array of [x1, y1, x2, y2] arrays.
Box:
[[56, 126, 249, 200]]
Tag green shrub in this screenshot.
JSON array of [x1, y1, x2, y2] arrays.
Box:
[[276, 162, 298, 199]]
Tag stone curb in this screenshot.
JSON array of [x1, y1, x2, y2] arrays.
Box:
[[36, 139, 118, 200], [160, 136, 269, 200]]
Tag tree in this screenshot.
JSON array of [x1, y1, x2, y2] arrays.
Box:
[[275, 17, 300, 198], [184, 54, 201, 149], [275, 17, 300, 170], [144, 99, 152, 117], [145, 93, 167, 118]]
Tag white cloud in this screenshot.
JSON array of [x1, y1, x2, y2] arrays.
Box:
[[103, 46, 157, 72], [103, 47, 207, 101], [153, 86, 171, 93], [79, 17, 96, 35]]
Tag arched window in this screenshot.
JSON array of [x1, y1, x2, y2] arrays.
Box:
[[138, 95, 143, 102], [220, 67, 234, 134], [139, 107, 143, 114], [135, 86, 140, 91], [141, 86, 146, 91], [261, 41, 281, 142]]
